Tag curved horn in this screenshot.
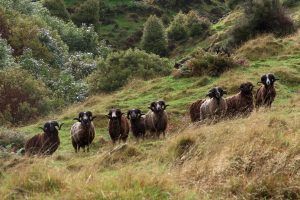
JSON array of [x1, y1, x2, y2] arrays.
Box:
[[73, 118, 81, 122], [127, 111, 130, 119], [58, 123, 64, 130]]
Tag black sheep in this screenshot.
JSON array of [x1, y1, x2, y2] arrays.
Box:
[[127, 109, 146, 141]]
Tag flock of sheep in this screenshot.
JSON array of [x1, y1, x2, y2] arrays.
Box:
[[24, 73, 278, 156]]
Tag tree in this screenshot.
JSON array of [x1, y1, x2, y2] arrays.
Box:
[[141, 15, 168, 56], [167, 11, 188, 41], [43, 0, 70, 21], [71, 0, 100, 26]]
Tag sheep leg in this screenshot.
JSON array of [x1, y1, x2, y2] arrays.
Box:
[[87, 145, 90, 152], [163, 131, 166, 139]]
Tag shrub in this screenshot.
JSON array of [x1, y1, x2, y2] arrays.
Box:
[[43, 0, 70, 21], [88, 49, 172, 92], [186, 10, 211, 37], [0, 129, 26, 151], [230, 0, 295, 48], [141, 15, 168, 56], [0, 7, 10, 39], [186, 49, 238, 77], [167, 11, 188, 41], [8, 17, 46, 57], [0, 68, 51, 124], [37, 28, 68, 68], [64, 52, 97, 80], [48, 71, 88, 103], [71, 0, 100, 26], [283, 0, 299, 7], [0, 37, 15, 69]]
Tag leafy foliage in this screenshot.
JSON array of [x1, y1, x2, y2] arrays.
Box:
[[141, 15, 168, 56], [0, 37, 15, 69], [43, 0, 70, 21], [167, 11, 188, 41], [71, 0, 100, 25], [229, 0, 295, 48], [64, 52, 97, 80], [186, 10, 211, 37], [88, 49, 172, 92], [0, 68, 51, 124]]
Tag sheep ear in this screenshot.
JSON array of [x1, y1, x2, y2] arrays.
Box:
[[106, 114, 111, 119], [39, 127, 45, 131], [73, 118, 81, 122], [257, 81, 262, 85], [91, 116, 96, 121], [223, 90, 227, 95], [275, 78, 279, 81]]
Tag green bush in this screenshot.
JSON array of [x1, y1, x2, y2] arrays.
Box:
[[0, 68, 51, 124], [64, 52, 97, 80], [282, 0, 299, 7], [167, 11, 188, 41], [188, 49, 238, 77], [71, 0, 100, 26], [88, 49, 172, 92], [0, 7, 10, 39], [43, 0, 70, 21], [186, 10, 211, 37], [0, 37, 15, 69], [229, 0, 295, 48], [141, 15, 168, 56]]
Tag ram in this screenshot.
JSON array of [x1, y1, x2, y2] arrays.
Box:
[[71, 111, 96, 152], [127, 109, 146, 141], [200, 87, 227, 122], [226, 82, 254, 118], [107, 108, 129, 144], [255, 73, 278, 109], [145, 100, 169, 138], [25, 121, 64, 156]]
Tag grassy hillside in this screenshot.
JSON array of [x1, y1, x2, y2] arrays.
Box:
[[1, 33, 299, 198], [64, 0, 228, 50], [1, 1, 300, 199]]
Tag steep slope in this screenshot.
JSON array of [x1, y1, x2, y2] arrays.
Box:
[[1, 46, 299, 198]]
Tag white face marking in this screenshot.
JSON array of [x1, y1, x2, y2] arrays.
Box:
[[156, 103, 161, 110], [266, 74, 271, 85], [83, 113, 88, 120], [111, 111, 117, 118]]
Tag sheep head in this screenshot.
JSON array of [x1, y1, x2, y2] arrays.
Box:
[[74, 111, 96, 127], [148, 100, 169, 113], [258, 73, 279, 86], [127, 109, 144, 120], [107, 108, 123, 120], [40, 121, 64, 135], [240, 82, 254, 95], [206, 87, 227, 100]]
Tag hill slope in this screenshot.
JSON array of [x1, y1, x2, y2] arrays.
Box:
[[1, 40, 300, 198], [1, 1, 300, 199]]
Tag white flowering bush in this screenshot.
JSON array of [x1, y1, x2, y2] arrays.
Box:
[[0, 37, 15, 69], [38, 28, 68, 68], [64, 52, 97, 80]]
